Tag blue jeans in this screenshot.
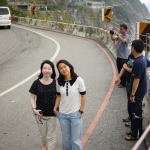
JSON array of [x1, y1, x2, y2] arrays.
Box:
[[57, 111, 83, 150]]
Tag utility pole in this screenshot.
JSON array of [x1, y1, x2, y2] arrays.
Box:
[[82, 0, 84, 25], [46, 0, 48, 20]]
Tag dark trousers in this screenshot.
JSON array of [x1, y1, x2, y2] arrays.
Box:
[[127, 92, 143, 138], [131, 117, 143, 138], [116, 57, 127, 86], [127, 92, 133, 121]]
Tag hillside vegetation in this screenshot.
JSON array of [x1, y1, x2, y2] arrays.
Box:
[[109, 0, 149, 23], [4, 0, 149, 24], [88, 0, 149, 23]]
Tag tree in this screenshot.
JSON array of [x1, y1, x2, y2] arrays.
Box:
[[0, 0, 8, 6]]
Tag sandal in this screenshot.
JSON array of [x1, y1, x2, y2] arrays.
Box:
[[123, 117, 130, 122], [125, 122, 131, 127], [118, 84, 125, 88], [126, 130, 132, 135], [125, 135, 138, 141]]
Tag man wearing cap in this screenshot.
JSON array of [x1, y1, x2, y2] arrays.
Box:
[[125, 40, 150, 141], [110, 24, 130, 88]]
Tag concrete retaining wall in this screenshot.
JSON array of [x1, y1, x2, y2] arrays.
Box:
[[13, 17, 117, 57], [12, 16, 150, 147]]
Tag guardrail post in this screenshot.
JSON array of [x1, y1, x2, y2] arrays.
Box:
[[132, 124, 150, 150]]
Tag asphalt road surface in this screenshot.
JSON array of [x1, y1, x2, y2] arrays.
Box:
[[0, 25, 147, 150]]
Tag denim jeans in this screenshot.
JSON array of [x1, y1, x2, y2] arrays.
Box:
[[57, 111, 83, 150]]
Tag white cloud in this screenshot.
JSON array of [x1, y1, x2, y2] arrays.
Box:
[[140, 0, 150, 11], [140, 0, 150, 3]]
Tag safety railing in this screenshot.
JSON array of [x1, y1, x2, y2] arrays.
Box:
[[132, 124, 150, 150]]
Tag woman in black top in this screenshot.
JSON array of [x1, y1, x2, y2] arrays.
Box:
[[29, 60, 57, 150]]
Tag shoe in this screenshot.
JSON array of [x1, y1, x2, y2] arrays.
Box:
[[125, 122, 131, 127], [123, 117, 130, 122], [118, 84, 125, 88], [125, 135, 138, 141], [126, 130, 132, 135]]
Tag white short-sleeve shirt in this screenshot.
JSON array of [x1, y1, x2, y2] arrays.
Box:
[[56, 76, 86, 114]]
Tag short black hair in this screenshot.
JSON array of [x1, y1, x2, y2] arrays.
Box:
[[132, 40, 144, 53], [120, 24, 128, 30]]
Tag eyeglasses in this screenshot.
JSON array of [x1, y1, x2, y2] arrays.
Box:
[[66, 82, 68, 96]]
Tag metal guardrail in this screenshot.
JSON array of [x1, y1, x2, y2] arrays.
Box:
[[132, 124, 150, 150]]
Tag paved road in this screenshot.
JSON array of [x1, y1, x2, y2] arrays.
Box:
[[0, 25, 146, 150]]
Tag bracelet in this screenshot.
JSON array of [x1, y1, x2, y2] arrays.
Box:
[[53, 110, 58, 112]]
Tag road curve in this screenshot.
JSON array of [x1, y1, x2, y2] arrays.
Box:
[[0, 25, 146, 150]]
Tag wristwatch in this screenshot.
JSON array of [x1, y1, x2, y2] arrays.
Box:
[[79, 110, 84, 114], [130, 95, 135, 97]]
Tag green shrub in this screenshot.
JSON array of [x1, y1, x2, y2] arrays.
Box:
[[0, 0, 8, 6], [11, 8, 27, 17]]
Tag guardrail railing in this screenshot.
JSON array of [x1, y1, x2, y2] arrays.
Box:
[[132, 124, 150, 150]]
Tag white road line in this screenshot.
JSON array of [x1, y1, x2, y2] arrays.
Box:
[[0, 24, 60, 97]]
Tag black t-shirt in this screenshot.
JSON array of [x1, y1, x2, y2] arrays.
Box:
[[29, 79, 56, 116], [129, 55, 150, 96], [126, 54, 135, 83]]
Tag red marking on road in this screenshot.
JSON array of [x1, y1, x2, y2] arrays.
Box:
[[82, 42, 117, 148]]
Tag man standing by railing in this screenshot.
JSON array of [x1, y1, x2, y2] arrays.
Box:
[[110, 24, 130, 88], [125, 40, 150, 141]]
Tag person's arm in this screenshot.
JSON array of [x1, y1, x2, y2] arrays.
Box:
[[146, 59, 150, 70], [130, 78, 140, 103], [78, 77, 86, 115], [30, 94, 36, 108], [113, 30, 126, 43], [30, 94, 42, 116], [79, 95, 86, 112], [147, 58, 150, 67], [53, 95, 61, 116], [130, 62, 142, 102], [118, 68, 126, 79], [110, 34, 117, 41], [123, 64, 132, 73], [79, 94, 86, 116], [147, 67, 150, 71], [117, 34, 126, 43], [115, 68, 125, 85]]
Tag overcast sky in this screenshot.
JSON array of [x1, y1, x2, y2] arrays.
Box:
[[140, 0, 150, 12]]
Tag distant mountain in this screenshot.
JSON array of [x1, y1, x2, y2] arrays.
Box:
[[106, 0, 150, 23], [83, 0, 149, 23]]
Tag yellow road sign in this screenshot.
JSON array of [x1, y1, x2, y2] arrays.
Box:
[[31, 6, 36, 15], [102, 8, 112, 22], [136, 22, 150, 51]]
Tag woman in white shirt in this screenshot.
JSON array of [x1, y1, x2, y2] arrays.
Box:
[[53, 59, 86, 150]]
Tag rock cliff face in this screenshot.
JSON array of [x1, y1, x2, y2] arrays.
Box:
[[105, 0, 150, 23], [126, 0, 149, 20]]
